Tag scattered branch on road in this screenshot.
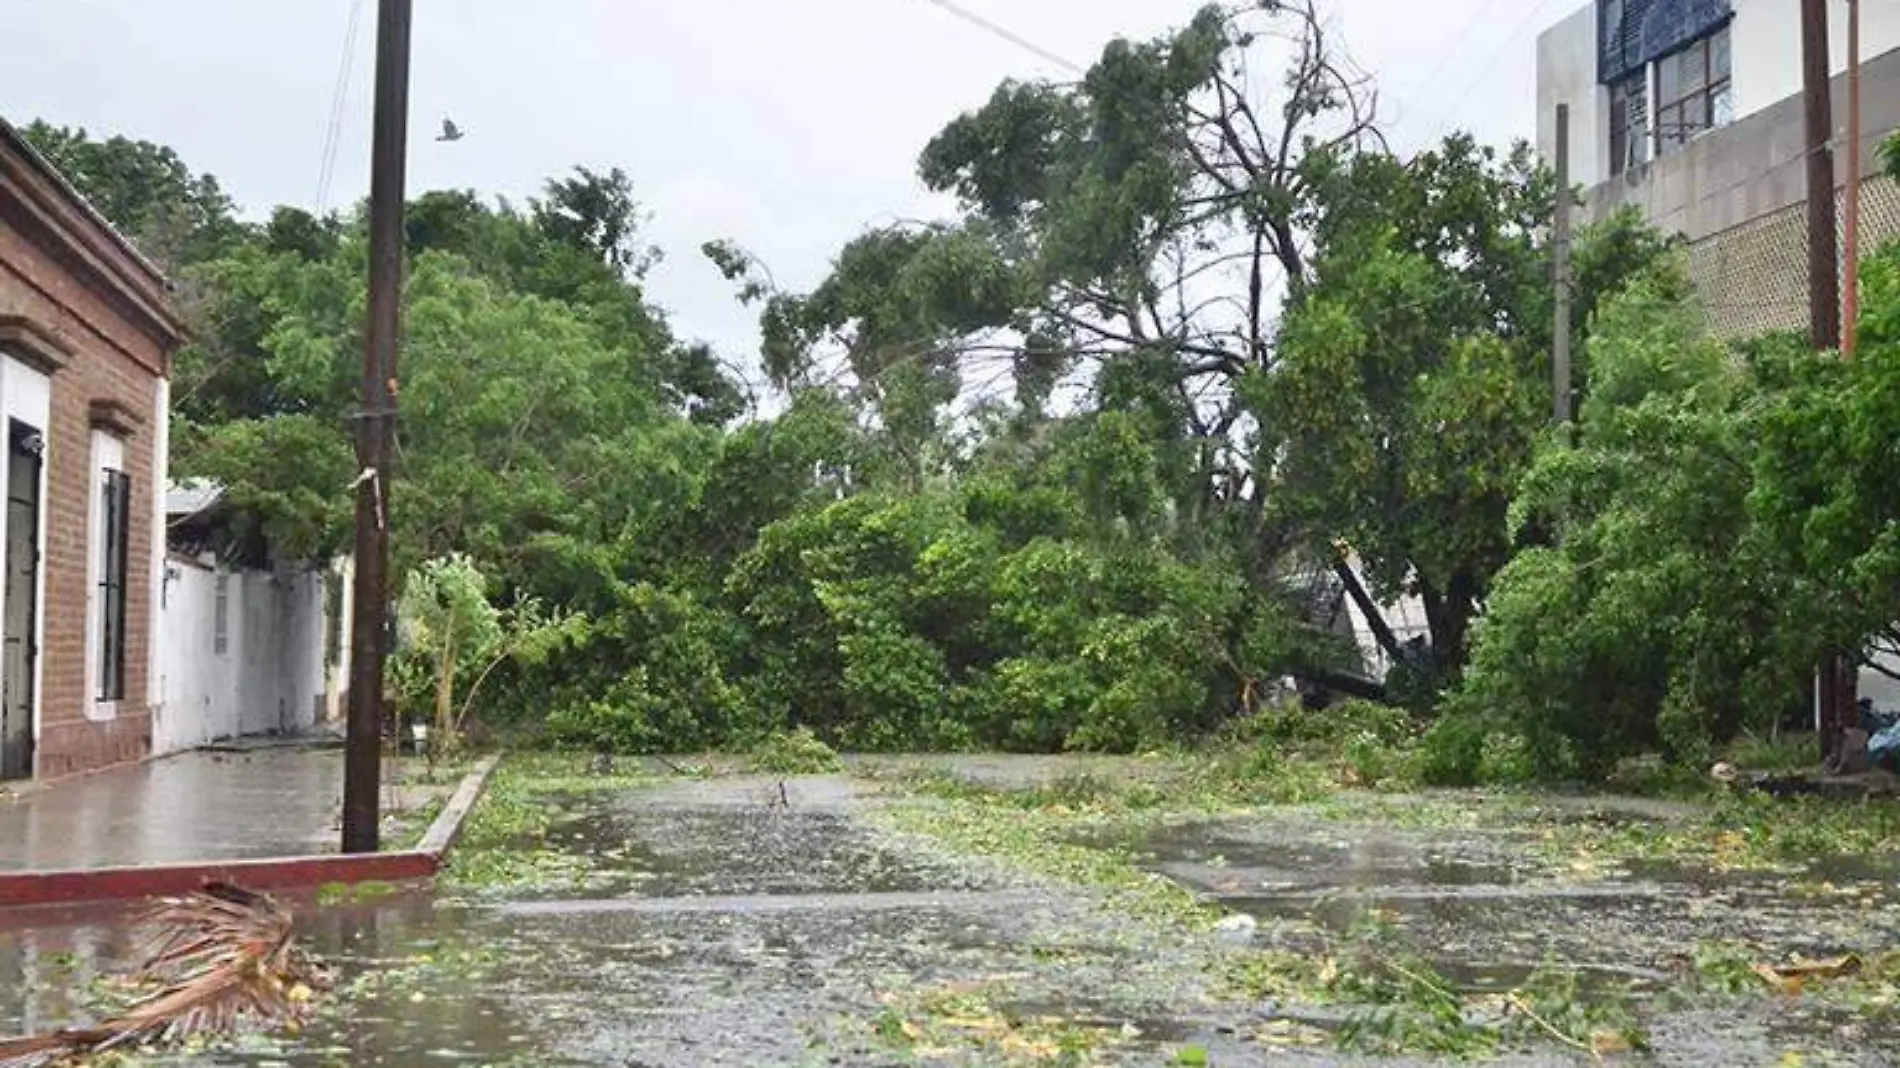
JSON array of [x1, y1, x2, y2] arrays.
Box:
[[0, 883, 324, 1067]]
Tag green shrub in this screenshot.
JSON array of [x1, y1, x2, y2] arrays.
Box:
[[1345, 731, 1396, 787], [747, 726, 844, 774], [544, 672, 673, 754], [1475, 730, 1541, 785], [1417, 714, 1488, 786], [1723, 731, 1814, 774], [979, 656, 1099, 751]]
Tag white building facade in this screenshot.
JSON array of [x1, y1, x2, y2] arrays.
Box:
[[1538, 0, 1900, 191]]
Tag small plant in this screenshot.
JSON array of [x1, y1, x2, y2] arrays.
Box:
[[394, 554, 581, 760], [1031, 772, 1119, 809], [746, 726, 844, 774], [1205, 743, 1334, 805], [1344, 731, 1394, 787], [1506, 961, 1648, 1057], [1724, 731, 1816, 774]]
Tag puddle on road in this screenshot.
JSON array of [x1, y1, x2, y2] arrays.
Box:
[[1123, 812, 1900, 1003], [8, 771, 1900, 1066], [0, 889, 1209, 1066], [1084, 818, 1538, 897], [0, 894, 550, 1067], [491, 785, 1018, 903], [0, 777, 1204, 1066]]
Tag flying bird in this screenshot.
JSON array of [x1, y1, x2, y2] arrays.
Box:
[[436, 117, 464, 142]]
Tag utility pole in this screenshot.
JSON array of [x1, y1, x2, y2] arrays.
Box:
[[1802, 0, 1839, 355], [1845, 0, 1863, 358], [1800, 0, 1846, 765], [1553, 103, 1574, 424], [342, 0, 413, 854], [1836, 0, 1865, 751]]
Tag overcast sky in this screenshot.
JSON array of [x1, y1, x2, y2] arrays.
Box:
[[3, 0, 1576, 373]]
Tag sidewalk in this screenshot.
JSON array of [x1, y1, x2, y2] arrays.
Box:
[[0, 748, 343, 872], [0, 747, 497, 909]]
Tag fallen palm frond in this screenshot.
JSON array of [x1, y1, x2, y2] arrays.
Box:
[[0, 882, 326, 1067]]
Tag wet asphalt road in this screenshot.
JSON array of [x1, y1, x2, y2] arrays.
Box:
[[1, 758, 1898, 1065]]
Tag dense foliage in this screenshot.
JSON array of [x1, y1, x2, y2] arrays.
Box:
[[24, 4, 1897, 773], [1434, 249, 1900, 781]]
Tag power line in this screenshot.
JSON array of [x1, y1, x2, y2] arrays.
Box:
[[1423, 0, 1568, 143], [316, 0, 367, 214], [916, 0, 1083, 75], [1399, 0, 1514, 110]]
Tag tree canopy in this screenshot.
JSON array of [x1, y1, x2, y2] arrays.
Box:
[[23, 2, 1893, 775]]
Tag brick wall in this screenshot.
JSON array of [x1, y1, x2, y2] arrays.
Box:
[[0, 145, 173, 780]]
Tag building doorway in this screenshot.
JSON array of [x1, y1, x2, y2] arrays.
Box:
[[1, 419, 43, 780]]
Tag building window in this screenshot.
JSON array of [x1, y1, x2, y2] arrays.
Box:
[[1656, 26, 1732, 156], [97, 467, 130, 701], [213, 574, 230, 655], [1609, 73, 1650, 175]]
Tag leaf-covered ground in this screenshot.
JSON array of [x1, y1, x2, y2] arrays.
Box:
[[2, 753, 1898, 1065]]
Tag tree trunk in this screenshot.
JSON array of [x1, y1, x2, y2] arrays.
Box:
[[1332, 553, 1404, 665], [434, 621, 457, 745], [1302, 667, 1388, 703], [1419, 572, 1476, 679]]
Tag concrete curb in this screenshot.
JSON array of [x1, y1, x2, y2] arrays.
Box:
[[0, 754, 501, 910], [417, 754, 498, 855]]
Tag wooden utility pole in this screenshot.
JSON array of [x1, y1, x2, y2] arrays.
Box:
[[1800, 0, 1847, 764], [1802, 0, 1841, 352], [1845, 0, 1863, 358], [342, 0, 413, 854], [1553, 103, 1574, 424], [1835, 0, 1865, 751]]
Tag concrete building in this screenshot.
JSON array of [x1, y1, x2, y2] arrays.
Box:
[[0, 117, 181, 780], [1536, 0, 1900, 337]]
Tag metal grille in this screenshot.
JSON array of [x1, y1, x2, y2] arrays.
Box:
[[1687, 174, 1900, 340], [1599, 0, 1733, 85]]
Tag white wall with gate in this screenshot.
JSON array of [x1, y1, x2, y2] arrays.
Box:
[[153, 559, 333, 756]]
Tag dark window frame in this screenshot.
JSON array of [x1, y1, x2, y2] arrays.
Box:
[[1608, 71, 1650, 175], [1655, 25, 1732, 156], [97, 467, 130, 702]]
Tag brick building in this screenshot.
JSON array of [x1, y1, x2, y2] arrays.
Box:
[[0, 118, 180, 781]]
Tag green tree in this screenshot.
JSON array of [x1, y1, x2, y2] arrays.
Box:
[[765, 1, 1376, 504], [1445, 262, 1825, 778], [1258, 141, 1673, 677], [19, 121, 246, 269]]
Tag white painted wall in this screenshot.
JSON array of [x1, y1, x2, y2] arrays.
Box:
[[1730, 0, 1900, 117], [1537, 4, 1605, 190], [1865, 652, 1900, 716], [1537, 0, 1900, 188], [153, 561, 329, 756], [326, 555, 352, 722]]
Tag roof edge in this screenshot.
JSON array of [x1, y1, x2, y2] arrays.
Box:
[[0, 117, 172, 290]]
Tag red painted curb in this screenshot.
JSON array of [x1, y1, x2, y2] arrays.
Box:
[[0, 754, 501, 911], [0, 851, 439, 908]]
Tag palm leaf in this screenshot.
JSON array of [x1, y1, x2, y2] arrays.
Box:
[[0, 882, 324, 1067]]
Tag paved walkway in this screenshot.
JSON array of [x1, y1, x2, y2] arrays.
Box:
[[0, 749, 343, 871]]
